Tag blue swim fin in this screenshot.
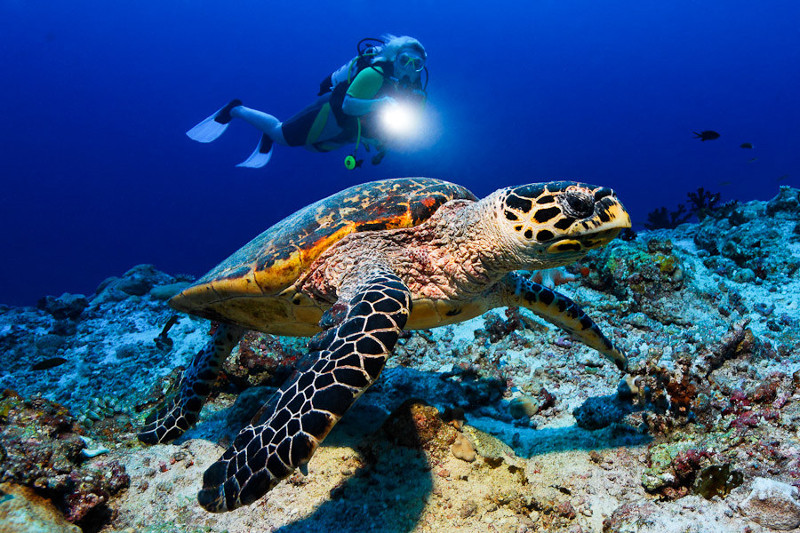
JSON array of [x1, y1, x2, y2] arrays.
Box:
[[236, 134, 274, 168], [186, 99, 242, 143]]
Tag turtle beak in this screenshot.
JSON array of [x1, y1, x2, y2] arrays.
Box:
[[576, 201, 631, 249], [545, 192, 631, 255]]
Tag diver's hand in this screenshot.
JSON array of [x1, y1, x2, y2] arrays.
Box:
[[371, 150, 386, 165]]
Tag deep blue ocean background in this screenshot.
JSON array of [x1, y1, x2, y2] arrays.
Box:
[[2, 1, 798, 306]]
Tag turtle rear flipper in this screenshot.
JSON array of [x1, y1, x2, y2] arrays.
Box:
[[198, 270, 411, 512], [138, 324, 245, 444]]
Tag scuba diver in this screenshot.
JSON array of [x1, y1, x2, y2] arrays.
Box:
[[186, 34, 428, 170]]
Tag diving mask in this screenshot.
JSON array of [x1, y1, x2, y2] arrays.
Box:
[[398, 51, 425, 72]]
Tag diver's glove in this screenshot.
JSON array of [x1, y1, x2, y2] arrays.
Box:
[[342, 95, 397, 117]]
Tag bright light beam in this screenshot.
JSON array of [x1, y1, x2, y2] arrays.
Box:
[[380, 102, 420, 138]]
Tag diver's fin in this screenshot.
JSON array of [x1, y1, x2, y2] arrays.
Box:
[[236, 134, 274, 168], [186, 99, 242, 143]]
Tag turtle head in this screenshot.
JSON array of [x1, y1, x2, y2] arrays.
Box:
[[496, 181, 631, 269]]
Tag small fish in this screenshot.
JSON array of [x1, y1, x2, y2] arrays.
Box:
[[740, 142, 753, 149], [31, 357, 67, 371], [777, 174, 790, 181], [748, 157, 758, 163], [718, 181, 732, 187], [693, 130, 720, 141]]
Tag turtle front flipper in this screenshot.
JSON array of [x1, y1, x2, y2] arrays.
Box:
[[197, 270, 411, 512], [500, 272, 627, 371], [138, 324, 245, 444]]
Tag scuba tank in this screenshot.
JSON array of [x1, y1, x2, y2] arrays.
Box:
[[318, 38, 385, 96]]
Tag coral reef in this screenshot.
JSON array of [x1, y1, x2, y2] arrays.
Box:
[[0, 390, 129, 529], [644, 187, 723, 229], [0, 187, 799, 532], [222, 330, 305, 389]]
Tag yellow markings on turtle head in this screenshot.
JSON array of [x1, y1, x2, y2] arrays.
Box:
[[546, 240, 584, 254], [604, 202, 632, 230]]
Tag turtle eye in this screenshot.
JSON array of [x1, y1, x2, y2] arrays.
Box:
[[563, 192, 595, 219]]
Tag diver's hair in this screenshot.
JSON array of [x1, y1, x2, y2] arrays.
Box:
[[371, 34, 427, 64]]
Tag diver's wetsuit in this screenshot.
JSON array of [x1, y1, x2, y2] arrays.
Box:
[[279, 94, 343, 151], [281, 65, 422, 152]]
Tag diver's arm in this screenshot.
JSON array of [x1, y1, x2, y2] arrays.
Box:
[[341, 95, 396, 117], [341, 66, 394, 117]]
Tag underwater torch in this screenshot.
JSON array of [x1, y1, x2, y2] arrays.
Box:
[[380, 100, 422, 139]]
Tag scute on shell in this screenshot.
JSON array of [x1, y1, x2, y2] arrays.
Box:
[[171, 178, 476, 317]]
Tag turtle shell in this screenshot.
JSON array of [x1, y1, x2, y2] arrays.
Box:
[[170, 178, 476, 322]]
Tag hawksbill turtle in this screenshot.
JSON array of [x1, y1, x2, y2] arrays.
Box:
[[137, 177, 631, 512]]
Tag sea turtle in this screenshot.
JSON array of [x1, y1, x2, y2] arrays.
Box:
[[138, 177, 631, 512]]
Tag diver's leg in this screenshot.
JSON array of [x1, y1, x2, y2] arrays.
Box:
[[231, 106, 287, 145], [227, 106, 289, 168], [186, 100, 287, 168]]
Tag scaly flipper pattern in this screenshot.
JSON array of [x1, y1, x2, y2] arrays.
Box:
[[197, 271, 411, 512], [138, 324, 245, 444], [501, 272, 627, 371]]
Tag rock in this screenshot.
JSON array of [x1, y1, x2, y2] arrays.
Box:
[[693, 463, 743, 499], [36, 293, 88, 320], [380, 400, 457, 454], [150, 282, 191, 301], [766, 186, 800, 216], [641, 441, 695, 494], [49, 320, 76, 336], [508, 395, 539, 419], [116, 277, 152, 296], [739, 477, 800, 530], [122, 264, 168, 282], [459, 500, 478, 519], [555, 500, 576, 519], [0, 482, 81, 533], [92, 283, 128, 303], [601, 501, 659, 532], [94, 276, 118, 294], [450, 432, 476, 462], [98, 264, 178, 298], [461, 425, 515, 464], [34, 333, 67, 355], [732, 268, 755, 283]]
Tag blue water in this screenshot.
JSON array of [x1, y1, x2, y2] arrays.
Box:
[[2, 1, 799, 306]]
